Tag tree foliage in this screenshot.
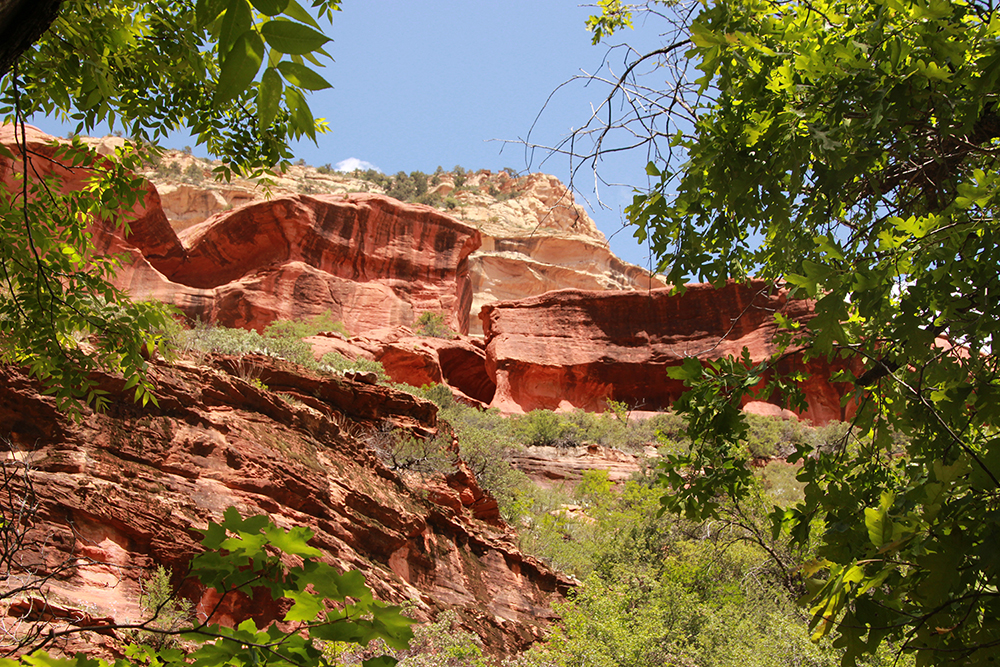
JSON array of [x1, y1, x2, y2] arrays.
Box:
[[578, 0, 1000, 664], [0, 0, 338, 411]]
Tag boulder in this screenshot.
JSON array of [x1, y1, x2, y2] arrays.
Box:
[[346, 328, 496, 406]]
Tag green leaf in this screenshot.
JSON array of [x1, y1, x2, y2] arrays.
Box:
[[284, 589, 325, 622], [257, 67, 283, 127], [219, 0, 252, 55], [666, 357, 703, 382], [276, 61, 332, 89], [261, 19, 331, 54], [262, 523, 321, 557], [282, 0, 323, 29], [284, 86, 316, 140], [214, 30, 265, 105], [250, 0, 290, 16], [196, 0, 228, 28]]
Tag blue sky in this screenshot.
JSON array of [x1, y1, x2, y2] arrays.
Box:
[[33, 2, 667, 269]]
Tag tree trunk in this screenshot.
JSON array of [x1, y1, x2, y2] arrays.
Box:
[[0, 0, 62, 77]]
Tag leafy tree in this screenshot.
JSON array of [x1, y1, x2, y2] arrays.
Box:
[[0, 0, 338, 411], [575, 0, 1000, 664]]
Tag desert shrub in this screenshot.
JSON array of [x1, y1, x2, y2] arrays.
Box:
[[316, 163, 334, 174], [264, 310, 348, 339], [452, 166, 466, 187], [413, 312, 456, 339], [575, 469, 613, 507], [155, 160, 183, 178], [514, 409, 571, 447], [410, 382, 456, 408], [455, 424, 528, 520], [365, 424, 454, 474], [177, 320, 316, 368], [415, 191, 443, 207], [437, 402, 528, 521], [319, 351, 388, 381], [138, 565, 194, 649], [398, 610, 489, 667], [744, 413, 811, 459], [510, 407, 687, 453], [183, 162, 204, 183]]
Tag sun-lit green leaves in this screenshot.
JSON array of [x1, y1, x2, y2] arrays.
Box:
[[260, 19, 330, 54], [214, 30, 265, 105], [275, 61, 331, 89], [257, 66, 282, 127], [607, 0, 1000, 663], [186, 510, 413, 664], [0, 0, 340, 413]]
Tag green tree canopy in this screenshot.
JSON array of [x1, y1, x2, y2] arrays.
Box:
[[0, 0, 338, 410], [579, 0, 1000, 664]]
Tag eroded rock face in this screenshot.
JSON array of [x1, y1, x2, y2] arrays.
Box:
[[153, 194, 481, 335], [459, 173, 668, 335], [480, 281, 854, 424], [0, 358, 570, 656], [2, 127, 483, 336], [316, 327, 497, 407]]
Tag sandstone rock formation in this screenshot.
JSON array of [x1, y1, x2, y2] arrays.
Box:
[[438, 171, 668, 335], [130, 151, 667, 336], [510, 444, 657, 489], [3, 126, 483, 336], [481, 281, 854, 424], [0, 357, 570, 656]]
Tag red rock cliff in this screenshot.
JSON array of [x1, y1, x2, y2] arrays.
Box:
[[480, 281, 854, 424], [0, 126, 482, 336], [0, 357, 570, 656]]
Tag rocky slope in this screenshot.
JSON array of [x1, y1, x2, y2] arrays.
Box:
[[0, 356, 571, 657]]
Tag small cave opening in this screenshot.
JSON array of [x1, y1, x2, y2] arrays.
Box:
[[438, 347, 496, 405]]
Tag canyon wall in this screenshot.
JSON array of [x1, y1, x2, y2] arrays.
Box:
[[0, 357, 570, 656], [480, 282, 854, 424]]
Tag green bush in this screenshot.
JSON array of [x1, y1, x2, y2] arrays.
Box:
[[319, 352, 389, 381], [264, 310, 349, 339], [514, 409, 570, 447], [178, 320, 316, 368], [436, 401, 529, 522], [398, 610, 490, 667], [365, 425, 454, 474], [412, 382, 456, 408], [744, 412, 810, 459], [413, 312, 456, 339], [183, 162, 204, 183]]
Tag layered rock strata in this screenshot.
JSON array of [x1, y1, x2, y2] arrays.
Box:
[[3, 126, 482, 336], [0, 357, 571, 656], [480, 281, 854, 424]]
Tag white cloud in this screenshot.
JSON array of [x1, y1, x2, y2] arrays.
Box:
[[334, 158, 381, 173]]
